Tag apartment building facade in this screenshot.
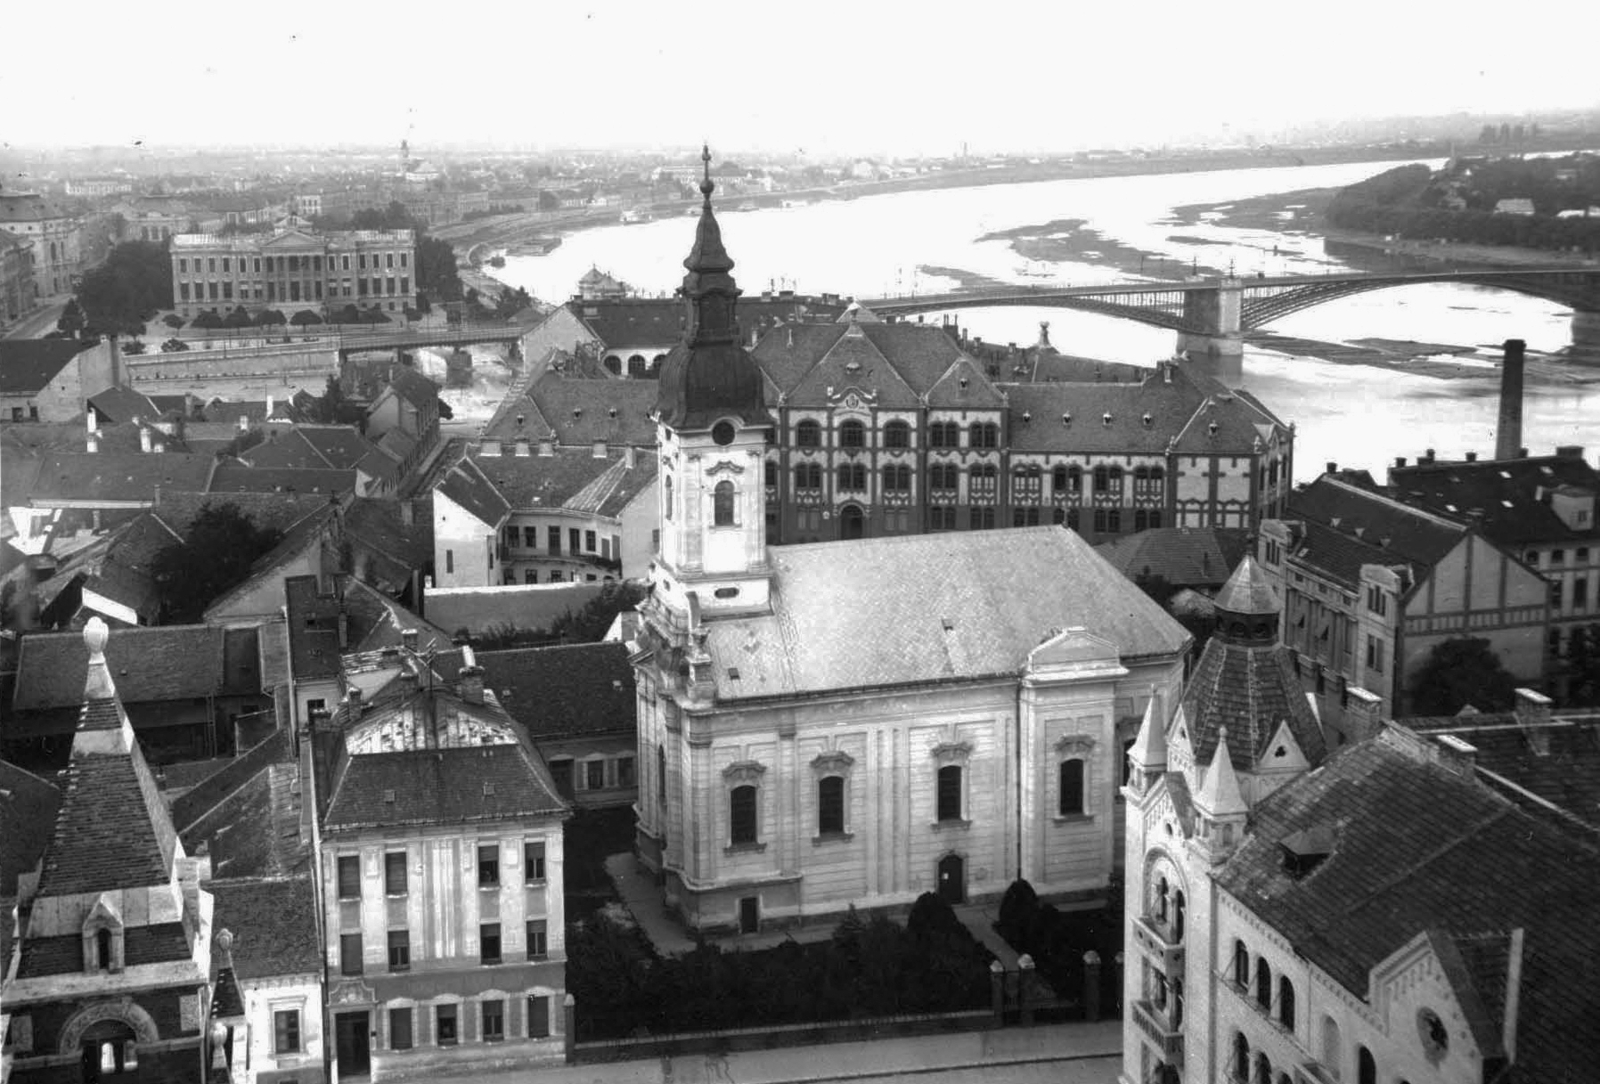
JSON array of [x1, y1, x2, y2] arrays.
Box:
[[169, 227, 416, 319]]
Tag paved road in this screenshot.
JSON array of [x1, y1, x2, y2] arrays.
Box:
[[3, 299, 67, 339]]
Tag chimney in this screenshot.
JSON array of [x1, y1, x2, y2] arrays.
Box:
[[593, 440, 607, 459], [459, 645, 484, 704], [336, 605, 349, 648], [515, 439, 530, 457], [1425, 448, 1436, 463], [1513, 687, 1552, 755], [402, 627, 419, 653], [400, 499, 414, 526], [1037, 321, 1050, 348], [87, 410, 98, 433], [266, 393, 275, 418], [1555, 445, 1584, 459], [625, 445, 637, 470], [1394, 456, 1406, 469], [87, 433, 99, 453], [238, 414, 249, 432], [538, 439, 554, 457], [1494, 339, 1525, 461], [1434, 733, 1479, 777], [1465, 451, 1477, 462], [1326, 461, 1337, 474], [140, 427, 152, 453]]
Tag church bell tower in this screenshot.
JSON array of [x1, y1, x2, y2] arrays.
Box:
[[650, 146, 774, 620]]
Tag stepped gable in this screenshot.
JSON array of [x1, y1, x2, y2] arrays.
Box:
[[1180, 556, 1326, 773], [33, 619, 183, 900], [655, 147, 772, 431], [1216, 733, 1600, 1084]]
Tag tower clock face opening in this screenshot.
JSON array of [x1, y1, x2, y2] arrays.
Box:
[[712, 421, 737, 446]]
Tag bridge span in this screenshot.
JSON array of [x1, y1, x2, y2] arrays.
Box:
[[858, 267, 1600, 360]]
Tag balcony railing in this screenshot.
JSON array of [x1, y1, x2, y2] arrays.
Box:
[[1131, 999, 1184, 1068], [1132, 914, 1186, 973]]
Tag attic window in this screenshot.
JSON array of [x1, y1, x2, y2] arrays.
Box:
[[573, 409, 582, 419], [1062, 413, 1071, 425], [1279, 826, 1333, 879], [1142, 413, 1152, 428], [845, 361, 861, 374], [1102, 413, 1112, 427]]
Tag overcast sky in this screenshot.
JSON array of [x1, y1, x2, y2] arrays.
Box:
[[12, 0, 1599, 157]]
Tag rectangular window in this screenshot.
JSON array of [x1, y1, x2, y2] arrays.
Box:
[[585, 760, 605, 790], [524, 841, 546, 883], [617, 756, 636, 787], [274, 1010, 301, 1054], [222, 282, 233, 301], [340, 933, 363, 976], [359, 253, 368, 270], [482, 999, 504, 1042], [1367, 585, 1387, 614], [1577, 577, 1589, 611], [549, 759, 574, 795], [337, 855, 361, 899], [222, 257, 230, 273], [208, 282, 218, 300], [179, 258, 188, 273], [522, 526, 537, 549], [478, 844, 499, 887], [548, 527, 561, 554], [208, 258, 216, 272], [528, 996, 550, 1039], [445, 549, 454, 574], [436, 1004, 458, 1046], [569, 528, 581, 555], [253, 257, 261, 273], [818, 776, 845, 834], [388, 929, 410, 971], [389, 1007, 412, 1051], [401, 275, 409, 295], [1367, 635, 1384, 673], [584, 529, 596, 552], [937, 765, 963, 821], [180, 283, 190, 301], [480, 923, 501, 965], [527, 919, 548, 959], [730, 785, 758, 844]]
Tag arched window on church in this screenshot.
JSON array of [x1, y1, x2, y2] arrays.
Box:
[[1155, 877, 1169, 922], [1059, 759, 1085, 816], [1173, 889, 1186, 942], [730, 785, 758, 845], [817, 776, 845, 835], [664, 475, 674, 520], [1256, 957, 1273, 1012], [1232, 1033, 1250, 1082], [1278, 975, 1295, 1029], [96, 928, 112, 971], [1233, 939, 1250, 987], [713, 481, 735, 527]]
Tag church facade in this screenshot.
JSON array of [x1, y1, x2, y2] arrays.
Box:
[[630, 151, 1191, 933]]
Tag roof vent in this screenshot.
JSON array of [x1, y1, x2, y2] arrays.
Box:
[[1022, 411, 1031, 423], [1102, 412, 1112, 427], [1208, 421, 1219, 436], [383, 789, 396, 804], [1142, 412, 1152, 428], [573, 408, 582, 419], [1062, 413, 1071, 426], [608, 407, 617, 418], [958, 376, 969, 389]]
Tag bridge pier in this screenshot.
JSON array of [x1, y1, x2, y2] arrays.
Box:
[[1571, 310, 1600, 366], [1178, 278, 1243, 368]]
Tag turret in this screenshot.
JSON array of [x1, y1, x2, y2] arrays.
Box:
[[1191, 726, 1249, 864], [1125, 693, 1167, 797]]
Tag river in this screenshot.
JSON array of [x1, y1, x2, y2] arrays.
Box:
[[493, 159, 1600, 479]]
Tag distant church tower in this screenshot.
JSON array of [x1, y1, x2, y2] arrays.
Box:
[[400, 138, 410, 174], [650, 144, 775, 624]]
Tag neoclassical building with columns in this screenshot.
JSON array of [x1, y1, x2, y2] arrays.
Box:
[[629, 153, 1191, 933]]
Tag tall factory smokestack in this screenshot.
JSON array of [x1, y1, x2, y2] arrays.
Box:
[[1494, 339, 1525, 462]]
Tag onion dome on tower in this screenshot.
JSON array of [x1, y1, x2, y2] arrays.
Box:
[[655, 145, 773, 431]]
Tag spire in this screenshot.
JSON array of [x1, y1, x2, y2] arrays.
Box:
[[682, 142, 735, 299], [83, 615, 118, 705], [1127, 693, 1167, 779], [1197, 725, 1248, 818]]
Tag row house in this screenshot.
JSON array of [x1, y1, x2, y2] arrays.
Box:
[[170, 227, 416, 319], [1258, 473, 1548, 739], [2, 226, 39, 325], [309, 642, 571, 1080], [433, 445, 658, 589], [1387, 446, 1599, 701]]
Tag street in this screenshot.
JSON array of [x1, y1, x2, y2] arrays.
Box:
[[2, 298, 66, 339]]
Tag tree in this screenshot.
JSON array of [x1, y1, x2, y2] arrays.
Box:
[[546, 580, 647, 644], [152, 503, 283, 622], [190, 309, 224, 331], [253, 308, 286, 328], [1408, 637, 1520, 715], [290, 308, 323, 328], [57, 298, 86, 337], [123, 339, 146, 355], [1563, 623, 1600, 707], [415, 235, 463, 302], [75, 239, 173, 336], [223, 305, 254, 331], [163, 313, 186, 331]]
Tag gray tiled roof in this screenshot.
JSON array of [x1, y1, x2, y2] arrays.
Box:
[[14, 625, 226, 708], [30, 451, 216, 504], [468, 447, 656, 517], [0, 761, 60, 897], [210, 875, 322, 978], [1288, 475, 1467, 572], [1216, 732, 1600, 1083], [324, 743, 568, 829], [1096, 527, 1252, 589], [698, 526, 1189, 701], [1390, 453, 1600, 547], [437, 457, 511, 528], [1180, 635, 1327, 772], [0, 340, 92, 396], [479, 642, 635, 739]]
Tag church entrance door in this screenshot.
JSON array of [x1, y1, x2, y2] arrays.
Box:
[[335, 1011, 371, 1078], [840, 504, 865, 540], [937, 854, 965, 904]]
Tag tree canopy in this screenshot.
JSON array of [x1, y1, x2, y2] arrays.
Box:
[[75, 240, 173, 337], [1408, 637, 1520, 715], [152, 503, 283, 622]]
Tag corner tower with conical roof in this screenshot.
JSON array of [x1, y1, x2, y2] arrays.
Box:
[[2, 618, 216, 1084], [651, 146, 775, 621]]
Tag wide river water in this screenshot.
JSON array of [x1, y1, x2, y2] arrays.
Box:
[[494, 159, 1600, 479]]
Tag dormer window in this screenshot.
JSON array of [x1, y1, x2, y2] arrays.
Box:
[[82, 896, 125, 975]]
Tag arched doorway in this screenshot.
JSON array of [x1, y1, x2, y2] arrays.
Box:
[[937, 853, 965, 904], [80, 1021, 137, 1083], [839, 504, 865, 540]]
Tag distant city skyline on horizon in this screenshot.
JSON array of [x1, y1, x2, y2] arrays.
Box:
[[10, 0, 1600, 160]]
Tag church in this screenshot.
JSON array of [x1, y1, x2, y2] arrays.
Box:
[[630, 150, 1192, 932]]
